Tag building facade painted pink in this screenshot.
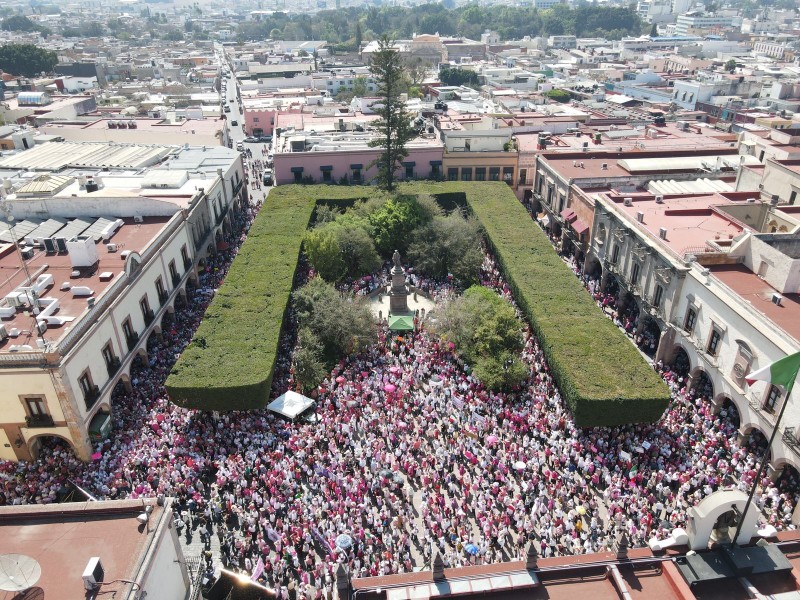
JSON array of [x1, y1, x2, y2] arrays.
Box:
[[273, 143, 444, 185], [243, 108, 277, 136]]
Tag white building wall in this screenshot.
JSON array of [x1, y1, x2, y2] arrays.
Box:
[[669, 266, 800, 472]]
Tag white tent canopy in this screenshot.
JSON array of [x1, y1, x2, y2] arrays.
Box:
[[267, 390, 314, 420]]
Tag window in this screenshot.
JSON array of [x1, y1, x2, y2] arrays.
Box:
[[653, 285, 663, 308], [169, 259, 178, 282], [448, 168, 458, 181], [611, 244, 620, 264], [430, 163, 440, 178], [156, 277, 166, 302], [684, 307, 697, 333], [140, 295, 152, 323], [764, 384, 782, 413], [122, 318, 135, 340], [489, 167, 501, 181], [102, 343, 115, 368], [294, 170, 303, 183], [79, 371, 93, 398], [322, 169, 331, 182], [352, 168, 361, 182], [707, 328, 722, 356], [519, 168, 527, 185], [405, 164, 414, 179], [475, 167, 486, 181], [461, 168, 472, 181], [536, 175, 543, 193], [253, 117, 259, 123], [25, 397, 47, 416], [791, 190, 797, 205], [631, 262, 640, 285], [502, 167, 514, 184]]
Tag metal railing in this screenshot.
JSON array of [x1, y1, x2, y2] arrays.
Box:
[[25, 414, 55, 428]]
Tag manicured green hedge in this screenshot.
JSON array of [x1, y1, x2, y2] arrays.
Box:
[[167, 182, 670, 425]]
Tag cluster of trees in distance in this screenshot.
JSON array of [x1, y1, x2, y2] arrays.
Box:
[[236, 3, 643, 46]]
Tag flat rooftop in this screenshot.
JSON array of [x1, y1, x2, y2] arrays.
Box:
[[0, 216, 171, 350], [604, 192, 749, 259], [0, 499, 168, 600], [710, 263, 800, 341], [517, 123, 737, 154]]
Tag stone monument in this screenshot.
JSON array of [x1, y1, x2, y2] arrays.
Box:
[[389, 249, 410, 315]]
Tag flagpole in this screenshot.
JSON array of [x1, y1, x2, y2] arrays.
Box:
[[732, 375, 797, 547]]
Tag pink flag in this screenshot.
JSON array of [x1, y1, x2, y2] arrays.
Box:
[[91, 452, 102, 461], [251, 556, 265, 582]]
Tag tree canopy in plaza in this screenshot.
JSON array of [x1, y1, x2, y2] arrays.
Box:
[[434, 286, 528, 391]]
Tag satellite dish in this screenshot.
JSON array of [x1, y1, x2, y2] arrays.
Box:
[[0, 554, 42, 592]]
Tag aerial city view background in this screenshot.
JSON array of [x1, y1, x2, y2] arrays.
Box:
[[0, 0, 799, 598]]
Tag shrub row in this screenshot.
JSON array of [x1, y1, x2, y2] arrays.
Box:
[[167, 182, 670, 425]]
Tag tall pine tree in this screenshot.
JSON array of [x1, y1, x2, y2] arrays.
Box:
[[368, 37, 416, 191]]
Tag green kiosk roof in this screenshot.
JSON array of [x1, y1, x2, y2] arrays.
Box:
[[388, 314, 415, 331]]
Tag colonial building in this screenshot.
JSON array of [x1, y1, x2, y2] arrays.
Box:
[[0, 141, 246, 462]]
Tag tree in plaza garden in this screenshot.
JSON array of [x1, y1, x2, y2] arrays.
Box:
[[304, 220, 381, 283], [407, 210, 483, 285], [293, 327, 328, 393], [368, 37, 417, 191], [367, 194, 439, 255], [433, 285, 527, 391], [293, 277, 377, 362]]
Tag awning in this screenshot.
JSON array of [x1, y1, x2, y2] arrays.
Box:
[[388, 314, 415, 331], [537, 214, 550, 227], [571, 219, 590, 236], [429, 160, 442, 166], [320, 165, 333, 171], [267, 390, 315, 420], [402, 161, 416, 167], [560, 208, 577, 223], [290, 166, 304, 173], [350, 163, 363, 169]]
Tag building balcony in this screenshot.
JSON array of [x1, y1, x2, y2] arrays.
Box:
[[183, 257, 193, 270], [126, 332, 140, 351], [172, 273, 181, 287], [84, 385, 100, 410], [106, 357, 121, 378], [158, 290, 169, 305], [143, 309, 155, 326], [25, 414, 54, 428], [783, 427, 800, 457]]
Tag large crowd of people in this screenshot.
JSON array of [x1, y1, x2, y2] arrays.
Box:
[[0, 193, 799, 597]]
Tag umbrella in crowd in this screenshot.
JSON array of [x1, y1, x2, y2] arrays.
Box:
[[464, 544, 479, 556], [335, 534, 353, 551]]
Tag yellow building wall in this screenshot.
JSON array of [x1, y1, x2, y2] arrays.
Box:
[[0, 368, 73, 461]]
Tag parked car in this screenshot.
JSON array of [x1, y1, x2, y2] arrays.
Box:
[[231, 120, 238, 126], [263, 169, 274, 186], [243, 136, 258, 143], [257, 135, 272, 143], [236, 141, 244, 151]]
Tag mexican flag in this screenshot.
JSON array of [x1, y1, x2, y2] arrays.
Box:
[[746, 351, 800, 393]]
